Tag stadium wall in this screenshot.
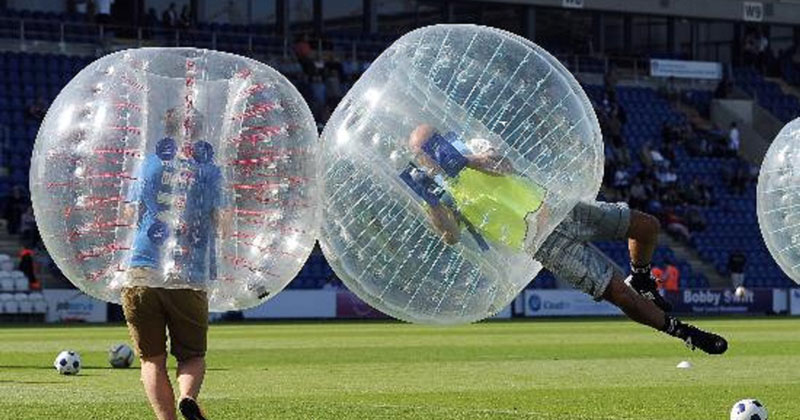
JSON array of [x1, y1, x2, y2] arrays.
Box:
[[37, 287, 795, 323], [791, 289, 800, 315]]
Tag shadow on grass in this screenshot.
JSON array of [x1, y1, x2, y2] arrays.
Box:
[[0, 379, 65, 384], [0, 365, 116, 370], [0, 364, 229, 372]]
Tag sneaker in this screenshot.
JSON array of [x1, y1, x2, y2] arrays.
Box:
[[625, 274, 673, 312], [179, 397, 208, 420], [678, 324, 728, 355]]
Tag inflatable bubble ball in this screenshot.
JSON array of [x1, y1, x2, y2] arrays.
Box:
[[758, 117, 800, 285], [30, 48, 319, 311], [319, 24, 604, 324]]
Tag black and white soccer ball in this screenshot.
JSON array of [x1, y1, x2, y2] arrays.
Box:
[[54, 350, 82, 375], [731, 399, 768, 420], [108, 343, 135, 368]]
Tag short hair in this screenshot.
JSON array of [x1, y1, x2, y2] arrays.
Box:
[[164, 107, 204, 139]]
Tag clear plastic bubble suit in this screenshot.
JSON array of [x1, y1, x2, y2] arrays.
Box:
[[30, 48, 319, 311], [319, 25, 603, 324], [757, 117, 800, 284]]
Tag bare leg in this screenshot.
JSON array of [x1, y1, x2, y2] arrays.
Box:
[[176, 356, 206, 400], [627, 210, 660, 266], [602, 273, 665, 330], [141, 354, 177, 420], [602, 273, 728, 354]]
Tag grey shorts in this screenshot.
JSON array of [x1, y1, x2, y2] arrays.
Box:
[[533, 201, 631, 300]]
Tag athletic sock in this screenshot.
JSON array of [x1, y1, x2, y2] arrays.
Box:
[[630, 262, 653, 288], [630, 262, 651, 276], [661, 314, 687, 338]]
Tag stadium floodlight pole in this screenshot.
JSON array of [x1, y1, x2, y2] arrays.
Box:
[[275, 0, 289, 37], [313, 0, 323, 37], [362, 0, 377, 34]]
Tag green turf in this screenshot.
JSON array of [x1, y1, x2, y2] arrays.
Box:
[[0, 318, 798, 419]]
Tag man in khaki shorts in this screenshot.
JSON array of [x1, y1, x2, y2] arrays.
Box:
[[122, 109, 224, 420], [408, 124, 728, 354]]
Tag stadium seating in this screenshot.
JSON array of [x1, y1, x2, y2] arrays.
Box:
[[12, 274, 27, 291], [0, 273, 12, 291], [734, 67, 800, 123], [29, 291, 46, 313], [0, 33, 790, 291], [1, 291, 17, 313], [677, 88, 796, 287], [682, 89, 713, 117], [291, 252, 335, 289], [15, 291, 31, 313]]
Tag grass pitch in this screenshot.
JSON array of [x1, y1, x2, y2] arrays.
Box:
[[0, 318, 798, 419]]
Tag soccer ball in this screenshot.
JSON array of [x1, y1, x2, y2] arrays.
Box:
[[108, 343, 135, 368], [731, 399, 768, 420], [54, 350, 81, 375]]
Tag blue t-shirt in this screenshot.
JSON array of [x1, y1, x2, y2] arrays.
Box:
[[127, 139, 223, 284]]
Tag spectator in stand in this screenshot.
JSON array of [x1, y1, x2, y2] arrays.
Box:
[[25, 97, 47, 123], [602, 161, 617, 194], [323, 56, 343, 111], [606, 107, 623, 145], [686, 134, 709, 157], [86, 0, 96, 22], [613, 166, 631, 190], [144, 7, 159, 39], [647, 195, 663, 218], [162, 3, 178, 28], [713, 76, 732, 99], [322, 275, 340, 290], [651, 265, 665, 286], [3, 186, 28, 235], [179, 5, 192, 28], [655, 162, 677, 185], [210, 0, 243, 25], [661, 122, 677, 146], [629, 175, 648, 211], [639, 142, 661, 169], [95, 0, 113, 25], [728, 122, 740, 157], [728, 250, 747, 289], [661, 141, 676, 162], [19, 206, 40, 249], [684, 177, 712, 206], [603, 67, 617, 99], [663, 258, 680, 292], [310, 74, 326, 121], [757, 30, 770, 73], [660, 76, 680, 105], [294, 33, 315, 76], [743, 30, 759, 66], [729, 159, 751, 195], [73, 0, 90, 18], [18, 248, 40, 291], [650, 145, 667, 167], [685, 206, 707, 232], [608, 134, 631, 167], [661, 186, 682, 208], [664, 207, 691, 242]]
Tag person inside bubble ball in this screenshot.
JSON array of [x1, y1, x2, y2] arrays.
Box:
[[407, 124, 728, 355], [121, 107, 227, 420]]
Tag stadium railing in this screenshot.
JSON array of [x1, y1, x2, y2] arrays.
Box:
[[0, 16, 394, 63]]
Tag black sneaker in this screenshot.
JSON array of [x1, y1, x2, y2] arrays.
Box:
[[678, 324, 728, 355], [625, 274, 673, 312], [179, 397, 208, 420]]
